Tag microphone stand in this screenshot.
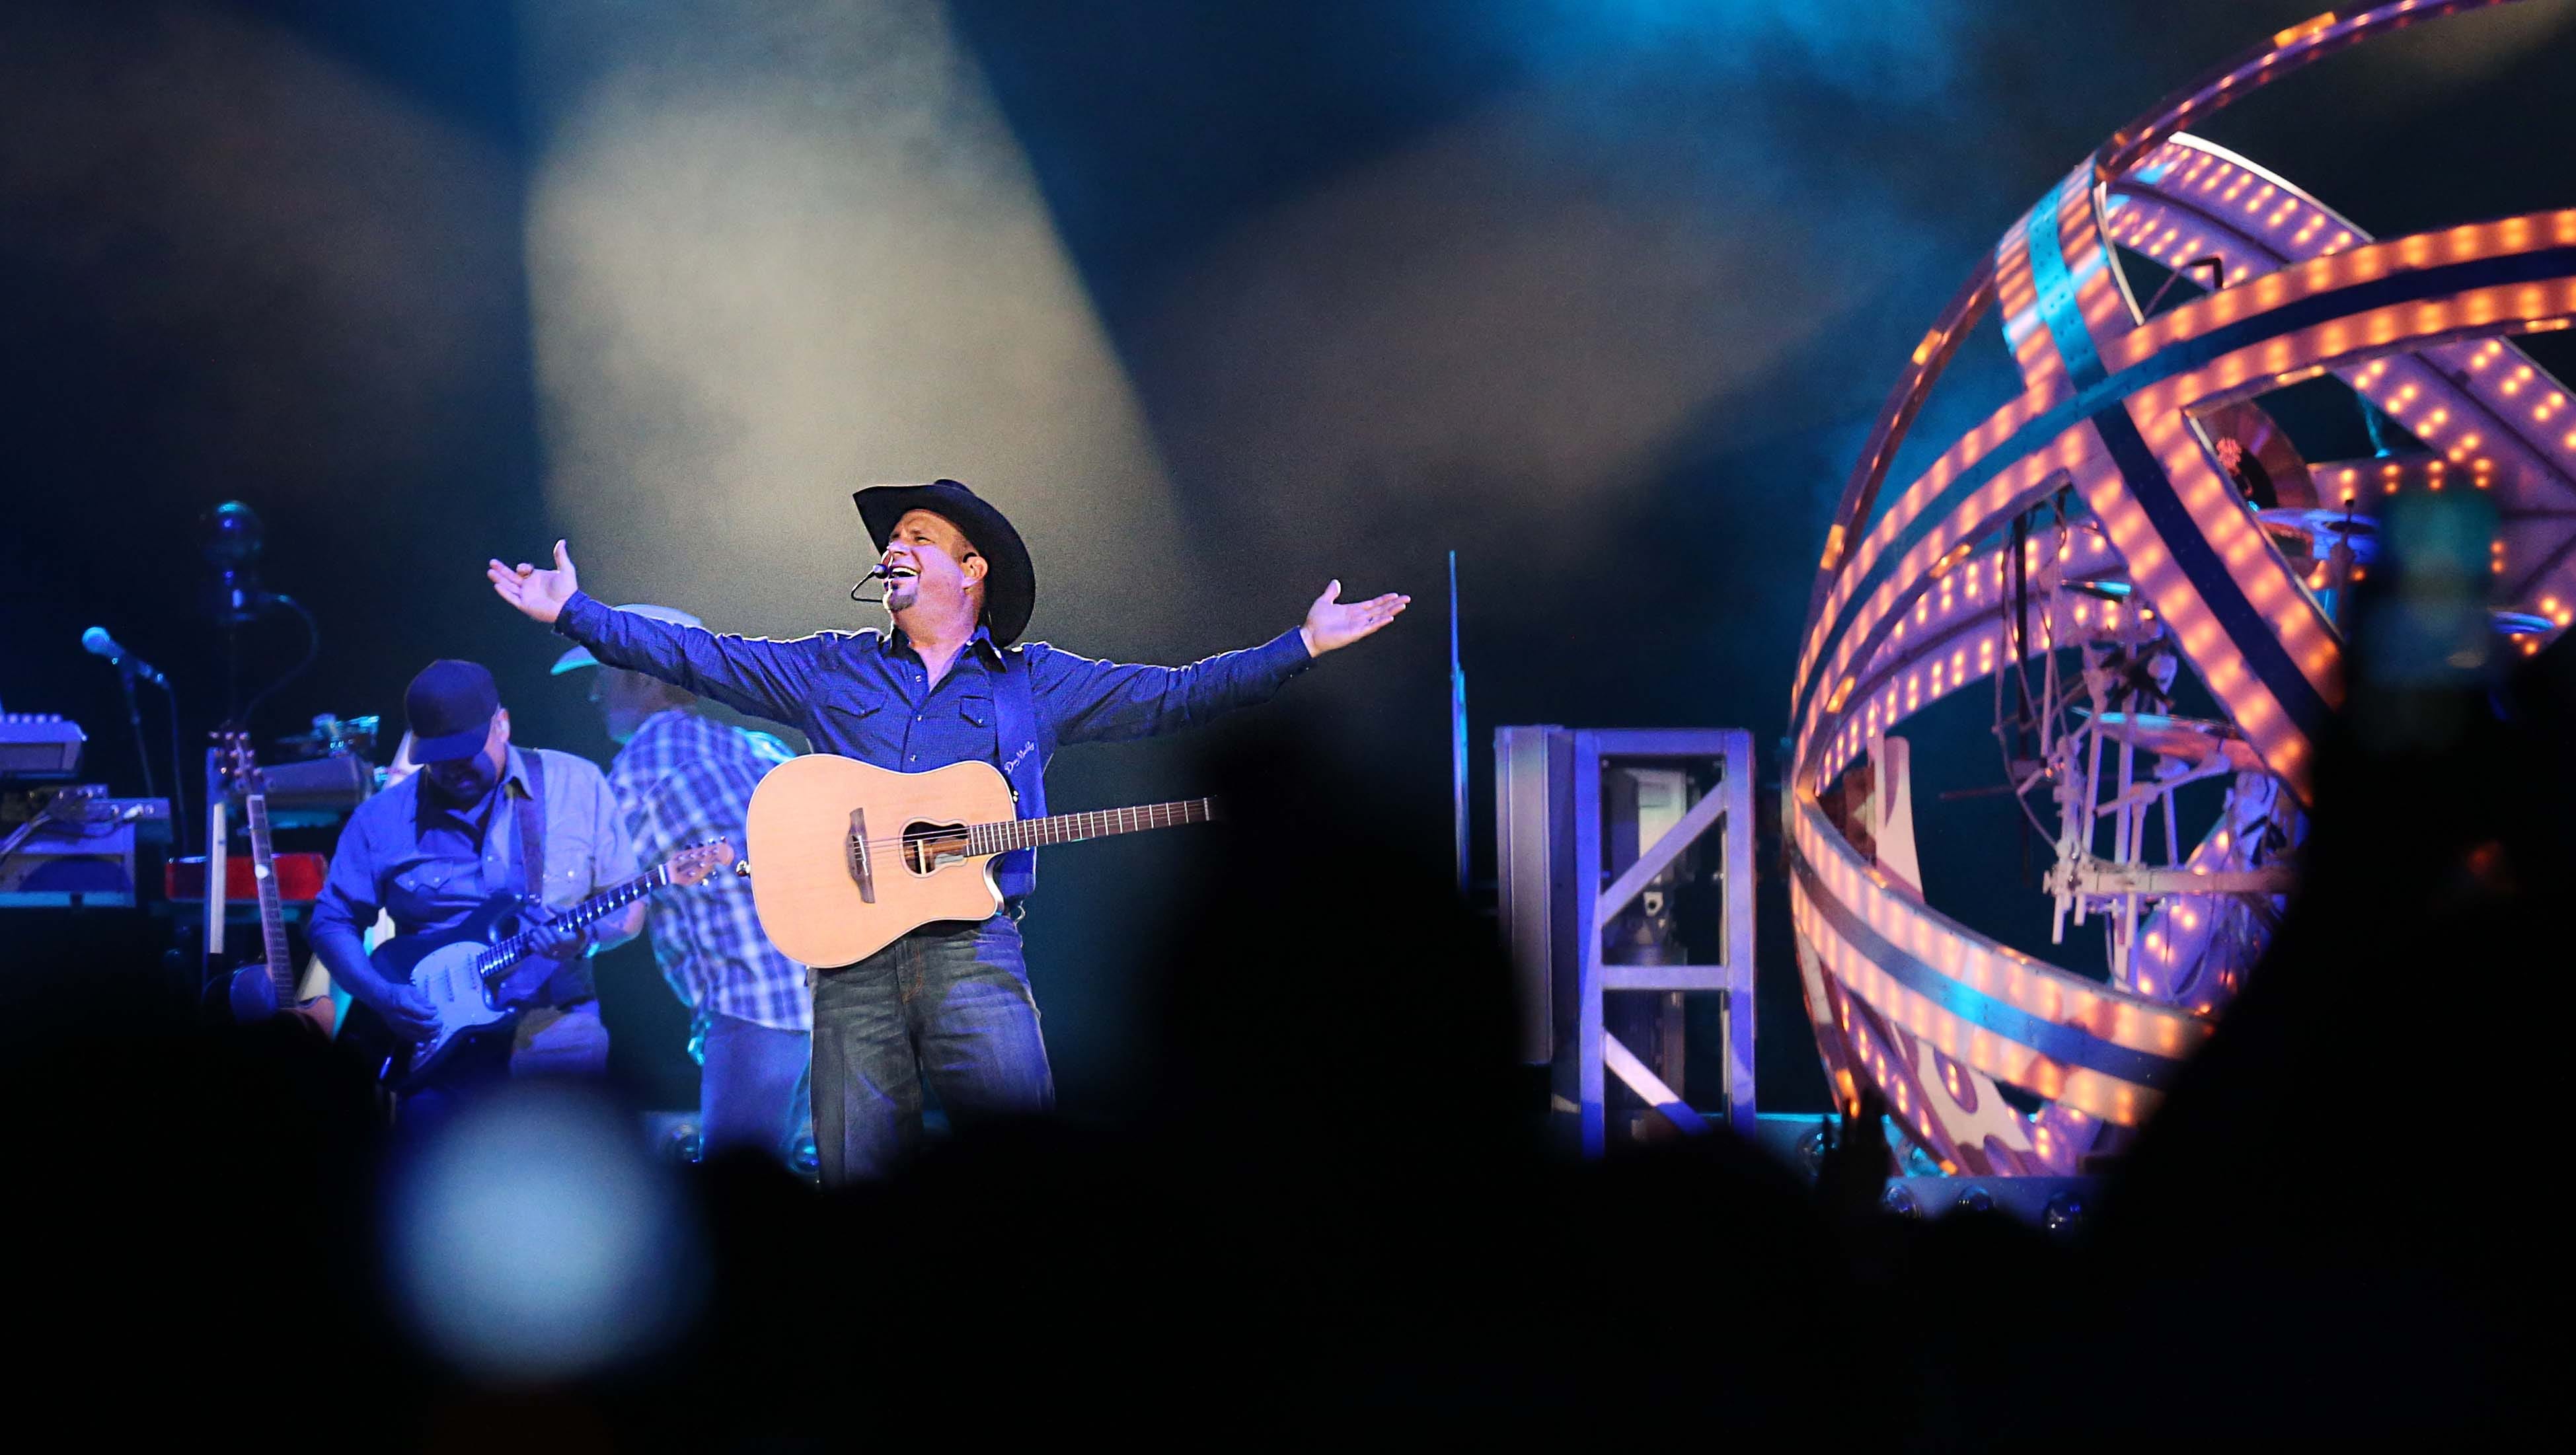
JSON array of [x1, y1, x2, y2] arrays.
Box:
[[109, 655, 199, 985], [101, 652, 192, 855], [219, 570, 245, 726], [113, 657, 159, 802]]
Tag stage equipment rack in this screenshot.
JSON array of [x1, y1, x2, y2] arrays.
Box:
[[1496, 726, 1755, 1156]]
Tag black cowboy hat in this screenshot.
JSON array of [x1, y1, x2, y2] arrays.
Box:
[[852, 479, 1036, 647]]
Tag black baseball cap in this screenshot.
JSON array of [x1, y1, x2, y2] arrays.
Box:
[[405, 659, 500, 763]]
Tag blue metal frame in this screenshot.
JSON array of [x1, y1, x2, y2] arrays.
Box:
[[1568, 728, 1758, 1155]]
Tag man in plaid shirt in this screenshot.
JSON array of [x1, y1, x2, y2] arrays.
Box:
[[556, 605, 811, 1164]]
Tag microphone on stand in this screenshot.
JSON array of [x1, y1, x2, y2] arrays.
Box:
[[82, 625, 168, 803], [82, 626, 170, 688]]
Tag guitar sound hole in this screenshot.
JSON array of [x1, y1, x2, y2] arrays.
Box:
[[900, 821, 972, 874]]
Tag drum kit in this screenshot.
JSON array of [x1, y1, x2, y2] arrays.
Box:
[[1992, 424, 2331, 993], [2255, 506, 2380, 568], [2041, 678, 2291, 978], [2074, 708, 2264, 775], [2256, 505, 2550, 643], [2023, 408, 2546, 986]]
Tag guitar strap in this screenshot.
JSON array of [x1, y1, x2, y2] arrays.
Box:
[[513, 749, 593, 1007], [991, 645, 1045, 899], [515, 747, 547, 904]]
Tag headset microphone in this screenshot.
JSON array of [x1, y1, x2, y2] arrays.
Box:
[[849, 562, 893, 604]]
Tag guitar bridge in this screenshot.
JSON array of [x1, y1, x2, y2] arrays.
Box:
[[846, 807, 875, 904]]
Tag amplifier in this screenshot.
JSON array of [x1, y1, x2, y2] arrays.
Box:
[[0, 786, 170, 908], [166, 852, 328, 904], [0, 714, 86, 778], [256, 753, 374, 829]]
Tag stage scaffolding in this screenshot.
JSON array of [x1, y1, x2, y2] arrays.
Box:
[[1496, 727, 1756, 1156]]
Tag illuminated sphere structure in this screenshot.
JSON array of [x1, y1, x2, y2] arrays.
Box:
[[1789, 0, 2576, 1175]]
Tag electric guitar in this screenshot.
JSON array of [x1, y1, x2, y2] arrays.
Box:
[[367, 838, 731, 1090], [741, 755, 1216, 966], [214, 731, 336, 1034]]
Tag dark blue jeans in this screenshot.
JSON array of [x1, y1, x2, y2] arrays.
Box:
[[699, 1012, 812, 1165], [811, 915, 1053, 1184]]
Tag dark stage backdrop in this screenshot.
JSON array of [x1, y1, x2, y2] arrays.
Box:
[[7, 0, 2575, 1114]]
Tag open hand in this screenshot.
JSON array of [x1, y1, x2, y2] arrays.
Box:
[[487, 540, 581, 625], [1299, 579, 1410, 656]]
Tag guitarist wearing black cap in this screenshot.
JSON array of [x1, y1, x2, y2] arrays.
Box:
[[309, 658, 646, 1119], [488, 480, 1407, 1182]]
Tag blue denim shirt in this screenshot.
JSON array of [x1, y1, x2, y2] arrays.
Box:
[[552, 591, 1312, 899], [310, 745, 640, 1004]]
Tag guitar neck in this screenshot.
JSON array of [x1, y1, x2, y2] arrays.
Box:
[[242, 792, 293, 1000], [964, 798, 1217, 856], [473, 862, 672, 983]]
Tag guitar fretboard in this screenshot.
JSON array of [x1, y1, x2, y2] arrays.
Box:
[[963, 798, 1217, 856], [243, 792, 293, 1000], [471, 862, 674, 984]]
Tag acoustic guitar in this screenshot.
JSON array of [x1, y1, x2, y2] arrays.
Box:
[[368, 837, 731, 1090], [213, 730, 336, 1035], [742, 755, 1215, 966]]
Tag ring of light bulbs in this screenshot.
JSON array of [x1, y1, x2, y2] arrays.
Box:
[[1788, 0, 2576, 1174]]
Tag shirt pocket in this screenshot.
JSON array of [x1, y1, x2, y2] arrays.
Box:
[[545, 816, 597, 908], [815, 702, 882, 754], [954, 695, 993, 729], [389, 863, 457, 925]]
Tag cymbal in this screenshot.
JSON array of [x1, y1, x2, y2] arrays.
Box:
[[275, 713, 381, 758], [2491, 609, 2555, 636], [2255, 507, 2380, 564], [2075, 708, 2265, 771]]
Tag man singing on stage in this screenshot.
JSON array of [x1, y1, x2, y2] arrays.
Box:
[[488, 480, 1406, 1182]]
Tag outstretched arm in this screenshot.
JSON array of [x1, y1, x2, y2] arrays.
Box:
[[486, 539, 585, 624], [486, 541, 825, 726], [1297, 579, 1410, 657], [1040, 579, 1408, 745]]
